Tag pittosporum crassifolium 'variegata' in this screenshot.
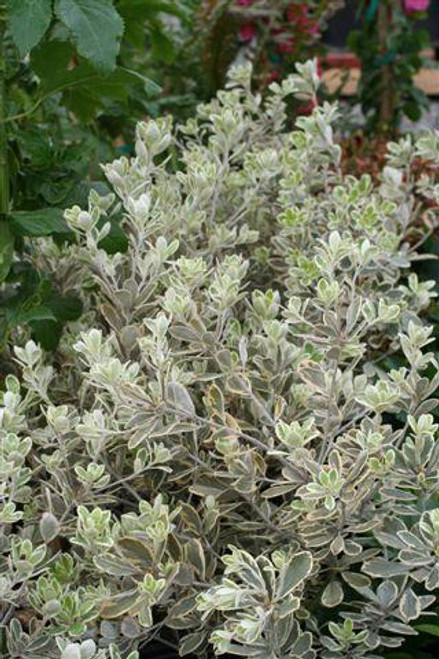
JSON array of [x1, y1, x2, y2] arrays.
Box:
[[1, 61, 439, 659]]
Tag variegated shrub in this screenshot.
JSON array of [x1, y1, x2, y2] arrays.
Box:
[[1, 61, 439, 659]]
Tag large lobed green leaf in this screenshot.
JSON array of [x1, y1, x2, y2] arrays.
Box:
[[54, 0, 124, 72], [30, 40, 160, 121], [9, 208, 70, 237], [6, 0, 52, 55]]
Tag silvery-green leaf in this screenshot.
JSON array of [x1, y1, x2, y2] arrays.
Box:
[[179, 631, 206, 656], [276, 552, 313, 600], [290, 631, 314, 655], [166, 382, 196, 416], [94, 554, 139, 577], [100, 590, 140, 619], [117, 537, 153, 567], [185, 538, 206, 579], [341, 571, 372, 591], [121, 616, 141, 639], [61, 645, 81, 659], [380, 620, 418, 635], [321, 580, 344, 608], [376, 580, 398, 607], [226, 374, 251, 397], [276, 596, 301, 619], [329, 535, 344, 556], [39, 512, 60, 543], [81, 640, 97, 659], [138, 603, 153, 628], [397, 530, 427, 550], [399, 588, 421, 622], [362, 559, 407, 578]]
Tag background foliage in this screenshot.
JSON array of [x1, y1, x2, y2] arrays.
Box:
[[0, 0, 196, 348], [348, 0, 430, 135]]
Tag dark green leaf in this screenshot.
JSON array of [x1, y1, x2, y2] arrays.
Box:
[[46, 292, 83, 322], [98, 215, 128, 254], [150, 26, 176, 65], [6, 0, 52, 55], [9, 208, 70, 236], [118, 67, 161, 96], [54, 0, 124, 72], [17, 306, 56, 323], [403, 102, 422, 122], [415, 624, 439, 637], [31, 42, 160, 121], [30, 290, 83, 350], [31, 40, 76, 94], [30, 320, 63, 351], [118, 0, 191, 22], [0, 223, 14, 283], [17, 128, 53, 170]]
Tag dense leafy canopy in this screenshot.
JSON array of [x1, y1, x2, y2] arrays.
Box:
[[1, 62, 439, 658]]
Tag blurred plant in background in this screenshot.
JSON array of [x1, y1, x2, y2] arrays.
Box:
[[348, 0, 431, 135], [196, 0, 344, 94]]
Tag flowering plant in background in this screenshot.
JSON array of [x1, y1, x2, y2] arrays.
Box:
[[237, 0, 320, 52], [197, 0, 343, 95], [403, 0, 430, 14], [234, 0, 341, 82]]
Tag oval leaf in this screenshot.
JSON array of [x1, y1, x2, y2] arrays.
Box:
[[321, 580, 344, 608], [276, 552, 313, 600], [54, 0, 124, 73], [166, 382, 195, 417]]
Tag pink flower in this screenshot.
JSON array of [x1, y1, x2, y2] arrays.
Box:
[[236, 0, 254, 5], [239, 23, 257, 41], [277, 38, 295, 54], [404, 0, 430, 12]]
